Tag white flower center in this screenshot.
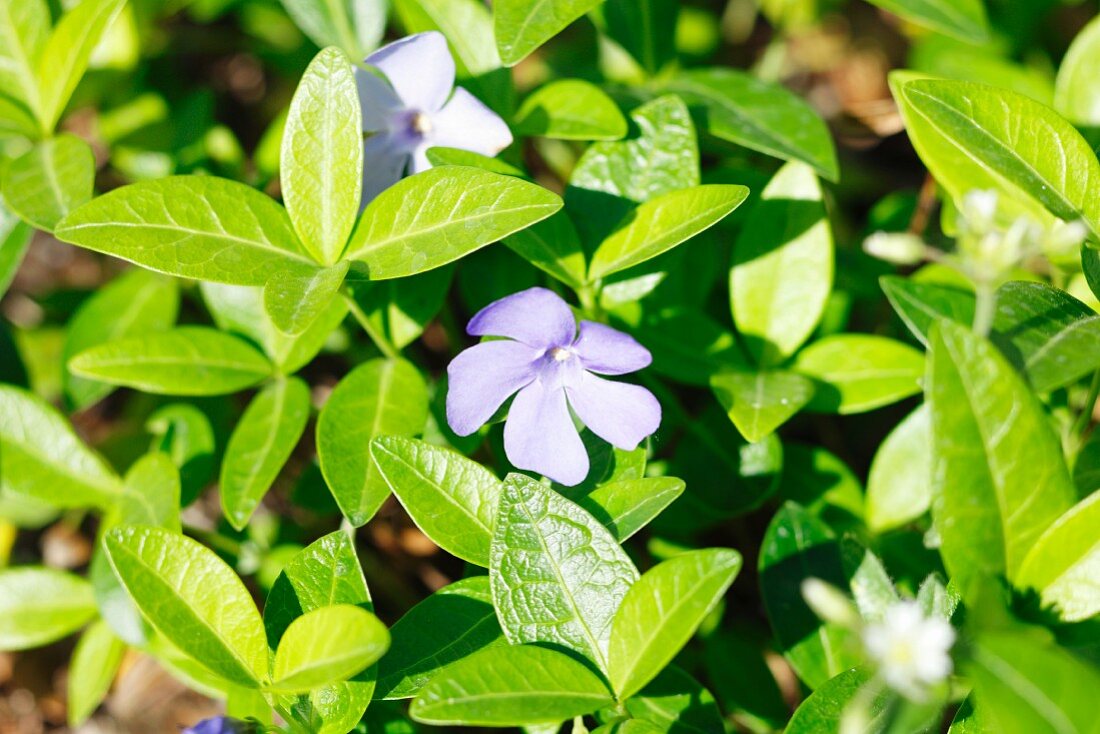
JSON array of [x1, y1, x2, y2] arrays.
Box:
[[549, 347, 573, 362], [862, 601, 955, 700], [410, 111, 433, 135]]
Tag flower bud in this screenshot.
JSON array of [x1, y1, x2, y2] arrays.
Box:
[[863, 231, 927, 266], [801, 578, 861, 629]]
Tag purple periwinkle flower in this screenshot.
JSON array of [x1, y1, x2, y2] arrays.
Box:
[[182, 716, 255, 734], [446, 287, 662, 486], [355, 31, 513, 203]]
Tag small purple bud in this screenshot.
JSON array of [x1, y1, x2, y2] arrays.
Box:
[[182, 716, 256, 734]]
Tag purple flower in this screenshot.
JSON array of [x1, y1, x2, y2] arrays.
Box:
[[355, 31, 513, 203], [446, 287, 661, 486], [182, 716, 255, 734]]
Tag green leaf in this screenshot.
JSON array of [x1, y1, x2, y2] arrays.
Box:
[[588, 184, 748, 281], [1016, 490, 1100, 623], [1, 134, 94, 231], [115, 451, 182, 532], [62, 268, 180, 409], [892, 77, 1100, 238], [730, 161, 834, 365], [600, 0, 678, 76], [866, 405, 932, 533], [427, 146, 526, 176], [263, 260, 349, 336], [344, 265, 453, 350], [778, 444, 865, 532], [104, 525, 268, 686], [881, 275, 975, 348], [711, 370, 815, 443], [376, 576, 505, 699], [0, 196, 34, 297], [1055, 15, 1100, 127], [146, 403, 217, 505], [55, 176, 314, 285], [0, 567, 96, 650], [279, 0, 384, 61], [608, 549, 741, 699], [916, 574, 958, 621], [0, 90, 40, 139], [573, 476, 685, 542], [410, 644, 614, 726], [67, 619, 126, 727], [928, 320, 1076, 594], [0, 0, 48, 119], [794, 334, 924, 414], [35, 0, 127, 129], [221, 377, 311, 530], [503, 210, 587, 289], [282, 47, 361, 266], [514, 79, 626, 140], [271, 604, 389, 692], [785, 668, 885, 734], [70, 326, 273, 396], [843, 543, 899, 623], [865, 0, 988, 42], [624, 666, 727, 734], [664, 68, 839, 181], [0, 384, 120, 508], [490, 473, 639, 672], [371, 436, 500, 567], [317, 358, 429, 526], [345, 167, 562, 279], [493, 0, 604, 66]]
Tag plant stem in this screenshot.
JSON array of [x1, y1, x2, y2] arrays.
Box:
[[1072, 369, 1100, 441], [343, 292, 399, 359], [182, 523, 241, 556], [971, 283, 996, 338]]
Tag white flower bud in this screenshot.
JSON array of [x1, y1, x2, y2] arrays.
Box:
[[801, 578, 861, 629], [863, 232, 927, 266], [862, 601, 955, 700]]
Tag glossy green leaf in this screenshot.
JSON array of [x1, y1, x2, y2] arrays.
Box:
[[271, 604, 389, 692], [490, 473, 638, 672], [865, 0, 988, 42], [63, 268, 180, 409], [503, 210, 587, 289], [345, 167, 561, 279], [115, 452, 182, 532], [928, 320, 1076, 594], [221, 377, 311, 530], [866, 405, 932, 533], [665, 68, 839, 181], [600, 0, 678, 75], [881, 275, 975, 348], [624, 666, 727, 734], [785, 668, 886, 734], [608, 549, 741, 698], [282, 47, 361, 266], [778, 443, 865, 532], [55, 176, 314, 285], [146, 403, 217, 505], [493, 0, 603, 66], [0, 384, 120, 508], [104, 525, 268, 686], [427, 146, 526, 176], [843, 543, 899, 623], [1, 134, 94, 231], [588, 184, 748, 281], [69, 326, 273, 396], [279, 0, 384, 58], [376, 576, 504, 699], [0, 196, 33, 297], [0, 0, 48, 119], [0, 567, 96, 650], [1016, 490, 1100, 622], [344, 265, 453, 350], [410, 644, 614, 726], [1055, 15, 1100, 127], [67, 619, 126, 727], [263, 260, 348, 336], [711, 370, 815, 442], [514, 79, 626, 140], [730, 161, 833, 365], [371, 436, 499, 566], [794, 335, 924, 414], [574, 476, 685, 542]]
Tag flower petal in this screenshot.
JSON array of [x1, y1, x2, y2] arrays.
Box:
[[467, 287, 575, 348], [573, 320, 652, 375], [366, 31, 454, 113], [504, 380, 588, 485], [446, 340, 540, 436], [566, 372, 661, 450], [361, 133, 410, 206], [355, 68, 403, 132], [430, 87, 513, 157]]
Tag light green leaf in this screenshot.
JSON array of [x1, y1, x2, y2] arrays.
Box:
[[115, 452, 182, 532], [221, 377, 311, 530], [608, 549, 741, 699], [794, 334, 924, 414], [865, 0, 988, 42], [842, 543, 899, 623], [317, 358, 429, 526], [346, 167, 561, 279], [574, 476, 685, 542], [264, 258, 348, 337], [711, 370, 815, 443], [588, 184, 748, 281], [599, 0, 679, 76], [880, 275, 975, 348], [866, 405, 932, 533], [1, 134, 94, 231], [730, 161, 834, 365], [63, 268, 180, 409], [146, 403, 217, 505], [344, 265, 453, 350], [70, 326, 272, 396], [916, 574, 958, 621], [0, 384, 120, 508], [503, 210, 587, 289], [0, 195, 34, 296], [0, 567, 96, 650], [928, 320, 1076, 595], [1055, 15, 1100, 127], [785, 669, 882, 734], [67, 619, 126, 727], [624, 666, 728, 734], [493, 0, 604, 66], [36, 0, 127, 129], [371, 436, 499, 567], [55, 176, 314, 285], [664, 68, 839, 181], [0, 0, 48, 119], [1016, 490, 1100, 622], [282, 47, 361, 266], [279, 0, 384, 59], [410, 644, 614, 726], [491, 473, 638, 671], [104, 525, 268, 686], [271, 604, 389, 692], [377, 576, 504, 699], [514, 79, 626, 140], [0, 91, 40, 138]]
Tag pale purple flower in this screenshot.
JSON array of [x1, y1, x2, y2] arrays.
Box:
[[355, 31, 513, 203], [182, 716, 255, 734], [446, 287, 661, 486]]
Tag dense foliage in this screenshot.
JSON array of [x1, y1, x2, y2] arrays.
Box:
[[1, 0, 1099, 732]]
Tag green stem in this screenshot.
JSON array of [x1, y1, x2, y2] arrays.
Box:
[[576, 282, 602, 321], [182, 524, 241, 556], [343, 292, 399, 360], [1073, 369, 1100, 441], [972, 283, 996, 338]]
